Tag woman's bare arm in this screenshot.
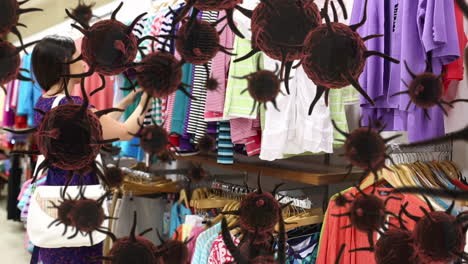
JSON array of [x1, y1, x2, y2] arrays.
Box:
[[107, 88, 143, 120], [96, 92, 151, 141]]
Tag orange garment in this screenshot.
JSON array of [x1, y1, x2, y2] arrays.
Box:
[[316, 187, 431, 264], [172, 224, 185, 241], [73, 38, 115, 110], [443, 1, 468, 93]]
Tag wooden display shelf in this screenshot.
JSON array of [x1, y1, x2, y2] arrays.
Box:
[[176, 154, 362, 186]]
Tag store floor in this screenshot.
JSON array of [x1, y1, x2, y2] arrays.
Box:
[[0, 191, 32, 264]]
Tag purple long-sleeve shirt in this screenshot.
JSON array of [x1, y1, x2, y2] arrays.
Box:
[[352, 0, 460, 142]]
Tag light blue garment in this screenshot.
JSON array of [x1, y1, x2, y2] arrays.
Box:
[[171, 63, 193, 135], [17, 53, 43, 126], [191, 223, 221, 264], [169, 202, 192, 237]]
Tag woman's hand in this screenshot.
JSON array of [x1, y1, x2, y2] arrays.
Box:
[[107, 88, 144, 120], [138, 90, 150, 108], [120, 88, 143, 109]]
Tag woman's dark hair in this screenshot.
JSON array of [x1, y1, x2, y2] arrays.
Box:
[[32, 35, 76, 93]]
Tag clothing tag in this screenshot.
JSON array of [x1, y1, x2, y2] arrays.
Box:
[[185, 214, 204, 227], [378, 190, 390, 196], [162, 212, 170, 236]]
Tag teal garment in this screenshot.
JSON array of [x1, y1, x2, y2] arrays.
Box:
[[171, 63, 193, 135], [191, 223, 221, 264], [113, 74, 145, 161], [286, 233, 320, 264], [169, 202, 192, 237]]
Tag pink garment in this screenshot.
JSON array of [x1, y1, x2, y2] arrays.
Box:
[[229, 118, 259, 143], [205, 11, 235, 118], [245, 134, 261, 156], [11, 79, 18, 109], [187, 226, 204, 262], [208, 234, 240, 264], [73, 38, 115, 110], [3, 80, 17, 127], [229, 118, 262, 156], [17, 178, 33, 201], [164, 92, 176, 132]]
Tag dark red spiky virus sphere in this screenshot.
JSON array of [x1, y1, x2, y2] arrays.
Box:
[[172, 0, 246, 38], [236, 57, 282, 113], [250, 0, 320, 61], [197, 134, 215, 153], [3, 81, 121, 184], [236, 0, 321, 93], [302, 0, 399, 114], [206, 77, 219, 91], [0, 40, 20, 88], [186, 163, 209, 183], [49, 188, 111, 245], [332, 119, 400, 182], [70, 0, 95, 28], [64, 2, 152, 93], [37, 103, 102, 172], [175, 18, 221, 65], [94, 212, 157, 264], [374, 229, 419, 264], [344, 127, 386, 170], [393, 189, 468, 262], [411, 209, 466, 263], [332, 185, 403, 252], [391, 60, 468, 119], [133, 50, 193, 114], [0, 39, 37, 93], [130, 119, 179, 164], [223, 175, 283, 235], [102, 165, 125, 189], [302, 22, 366, 87], [0, 0, 42, 46], [348, 193, 386, 232], [155, 232, 190, 264], [134, 123, 168, 155], [221, 191, 287, 264], [136, 51, 183, 98], [239, 189, 280, 233], [455, 0, 468, 18]]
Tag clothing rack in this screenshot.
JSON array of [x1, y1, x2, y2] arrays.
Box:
[[177, 154, 363, 185], [389, 141, 453, 163], [120, 167, 154, 180], [210, 180, 313, 209]]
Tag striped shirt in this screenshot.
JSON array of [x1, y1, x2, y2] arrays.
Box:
[[186, 11, 219, 143]]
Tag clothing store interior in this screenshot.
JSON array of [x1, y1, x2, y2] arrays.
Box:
[[0, 0, 467, 263]]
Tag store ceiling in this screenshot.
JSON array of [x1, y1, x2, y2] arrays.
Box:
[[9, 0, 115, 41]]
